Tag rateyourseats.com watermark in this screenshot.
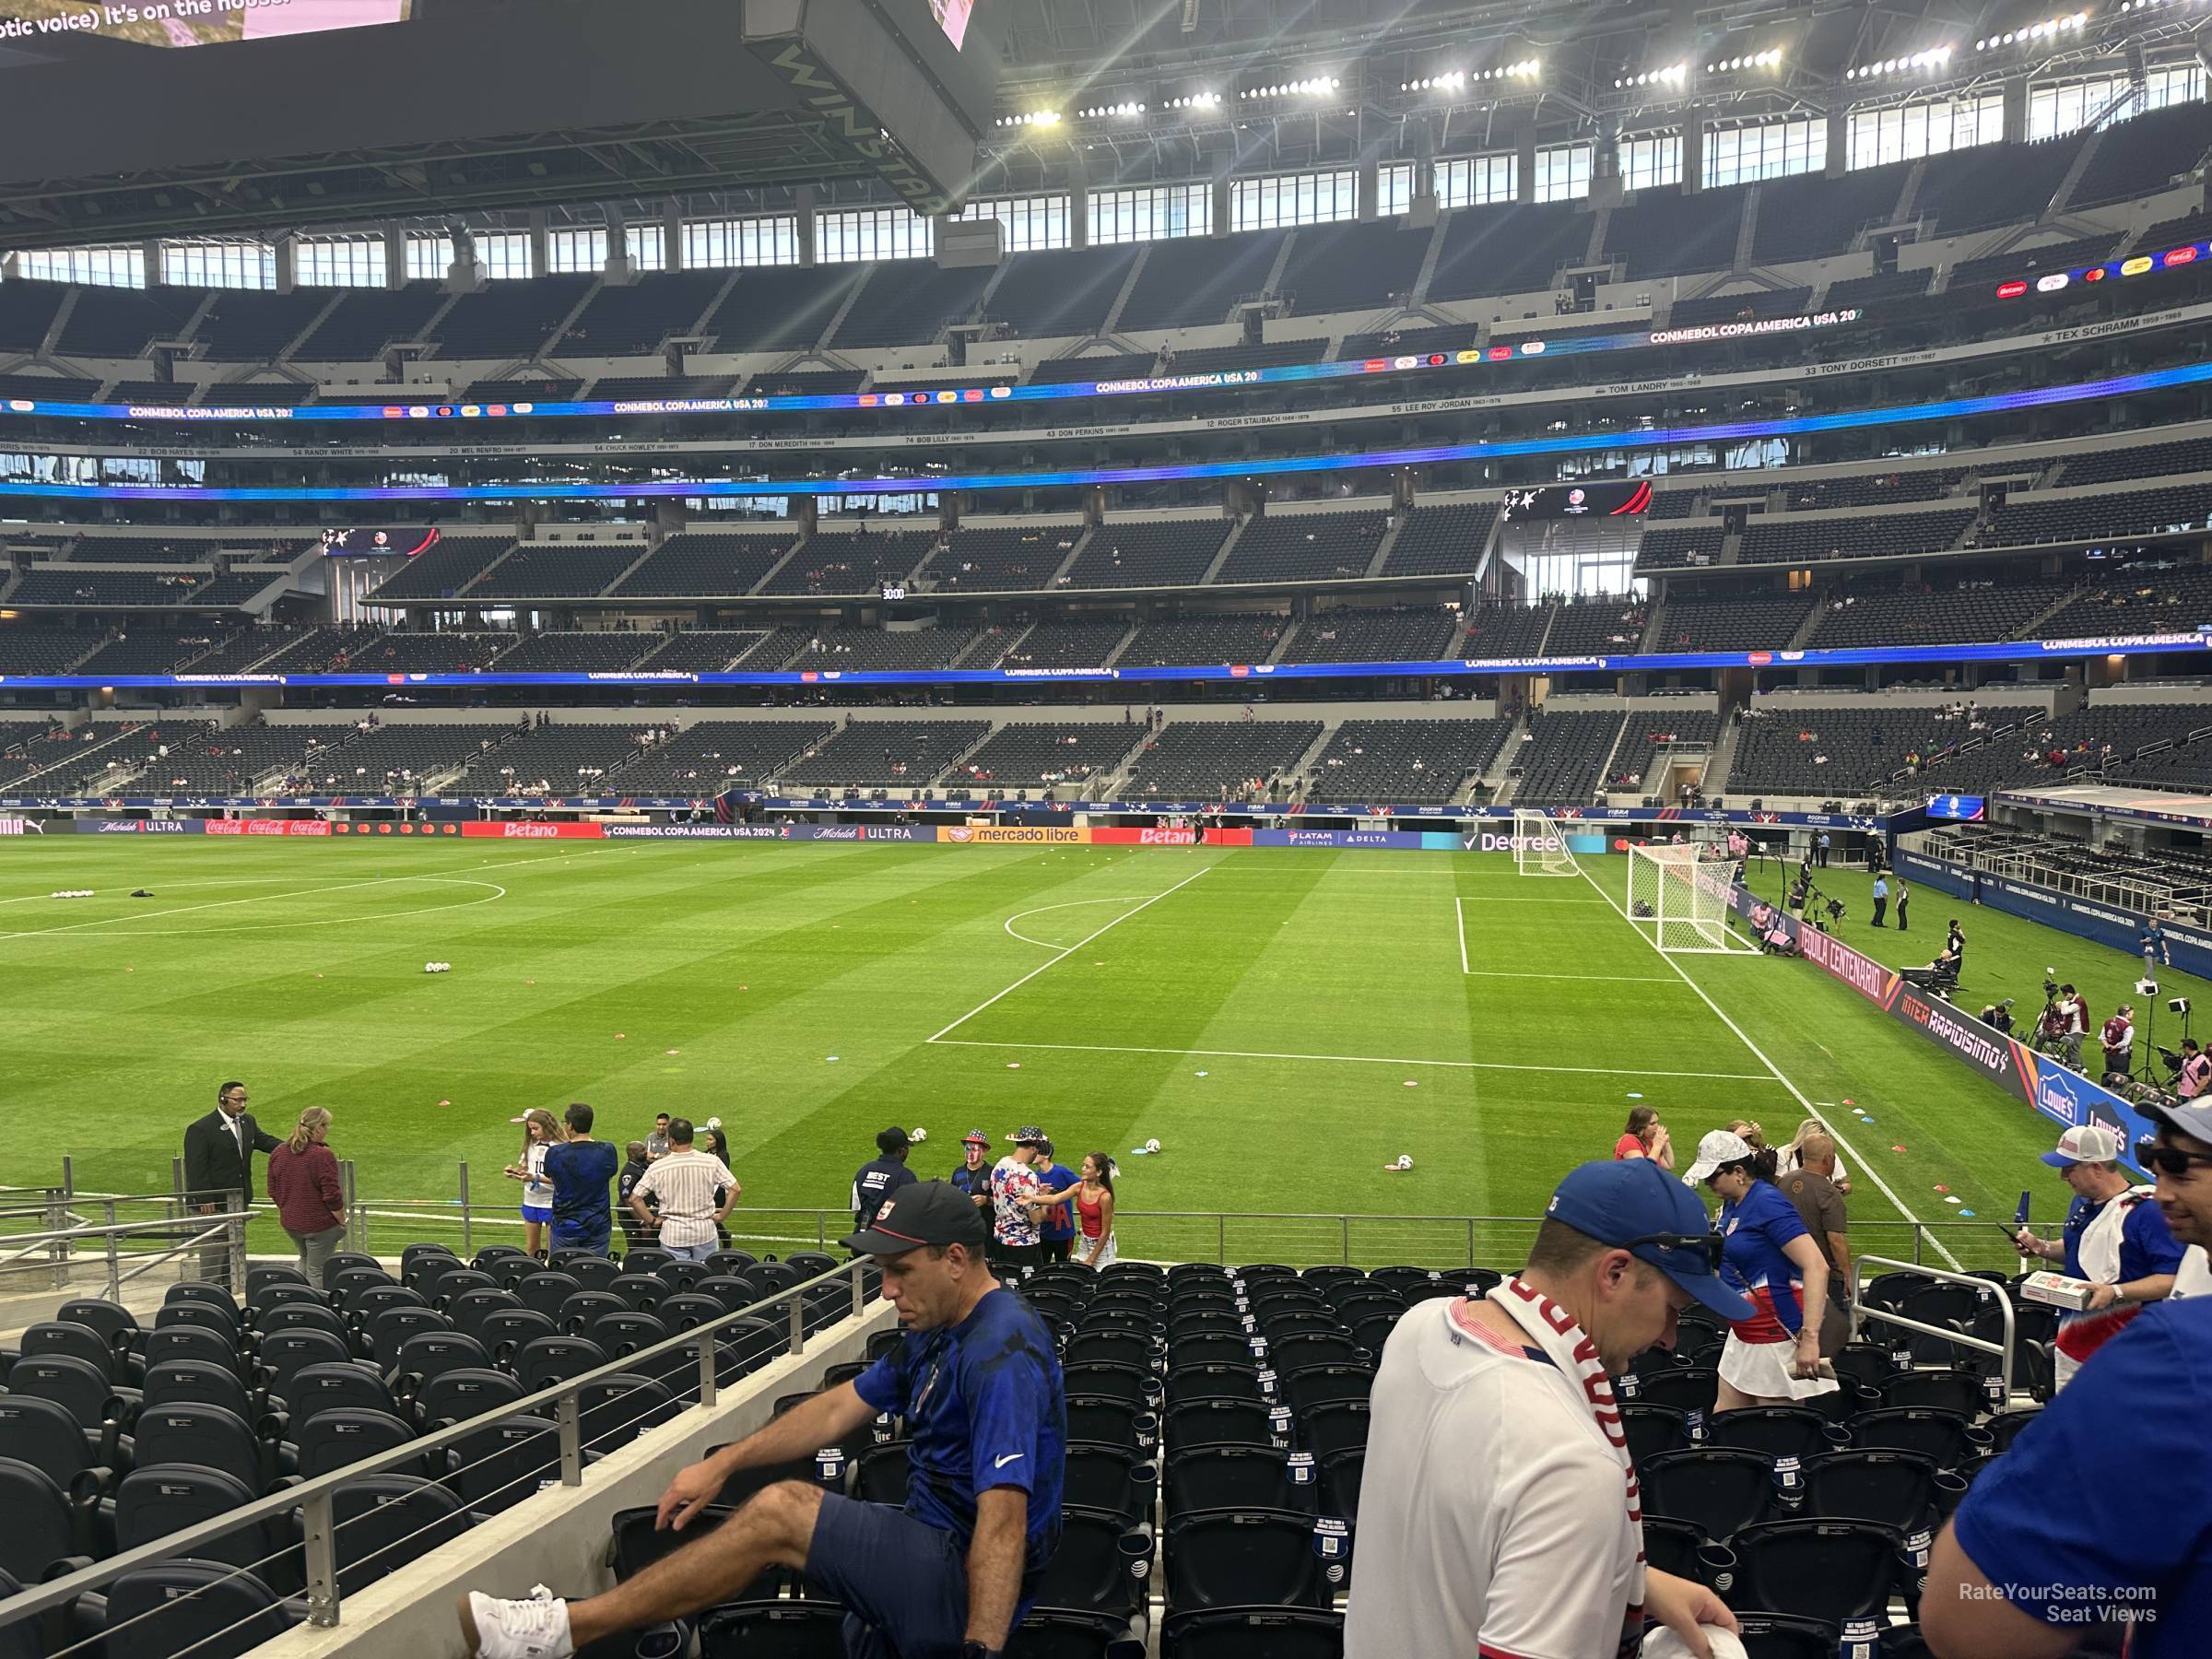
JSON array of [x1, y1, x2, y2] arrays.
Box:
[[1961, 1583, 2159, 1625]]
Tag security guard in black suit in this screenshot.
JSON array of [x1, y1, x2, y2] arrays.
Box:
[[182, 1080, 279, 1289]]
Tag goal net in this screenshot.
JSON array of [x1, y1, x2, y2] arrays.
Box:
[[1512, 808, 1580, 877], [1627, 843, 1736, 954]]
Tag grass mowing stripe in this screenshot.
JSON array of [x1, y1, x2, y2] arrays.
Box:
[[1574, 861, 1961, 1270], [930, 1037, 1784, 1080]]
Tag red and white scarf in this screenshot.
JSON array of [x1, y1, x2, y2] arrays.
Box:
[[1487, 1277, 1647, 1583]]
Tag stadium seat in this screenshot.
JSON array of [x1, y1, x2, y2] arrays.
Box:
[[1623, 1364, 1719, 1415], [0, 1457, 101, 1581], [1281, 1366, 1373, 1416], [1983, 1406, 2042, 1452], [1163, 1445, 1319, 1520], [699, 1602, 846, 1657], [852, 1441, 910, 1505], [275, 1362, 399, 1425], [1293, 1400, 1370, 1459], [514, 1335, 608, 1393], [89, 1559, 301, 1659], [589, 1311, 671, 1359], [149, 1300, 241, 1350], [114, 1465, 299, 1589], [1877, 1368, 1990, 1418], [1005, 1609, 1147, 1659], [1064, 1442, 1156, 1525], [517, 1272, 583, 1323], [162, 1284, 241, 1324], [1799, 1450, 1946, 1533], [1031, 1507, 1151, 1618], [656, 1293, 728, 1334], [321, 1252, 382, 1292], [132, 1401, 288, 1491], [391, 1330, 494, 1394], [611, 1504, 784, 1604], [1318, 1447, 1361, 1519], [1729, 1518, 1908, 1627], [1851, 1407, 1991, 1470], [567, 1259, 624, 1294], [579, 1374, 682, 1452], [1265, 1333, 1365, 1374], [1620, 1403, 1694, 1465], [477, 1308, 559, 1363], [20, 1320, 139, 1389], [1166, 1364, 1266, 1408], [1728, 1613, 1842, 1659], [1640, 1448, 1776, 1539], [7, 1353, 133, 1445], [140, 1358, 266, 1428], [55, 1299, 142, 1359], [413, 1366, 526, 1430], [293, 1407, 432, 1481], [1161, 1508, 1340, 1611], [343, 1283, 426, 1332], [370, 1306, 455, 1371], [1641, 1515, 1734, 1587], [1066, 1395, 1157, 1455], [1163, 1398, 1275, 1452], [331, 1475, 477, 1594], [608, 1274, 666, 1314], [1159, 1607, 1344, 1659], [258, 1329, 353, 1402], [327, 1266, 393, 1307], [256, 1301, 351, 1347], [0, 1395, 121, 1497], [445, 1416, 564, 1513]]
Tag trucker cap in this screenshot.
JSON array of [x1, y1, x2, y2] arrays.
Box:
[[2041, 1124, 2123, 1166], [2139, 1097, 2212, 1147], [1546, 1159, 1754, 1323], [841, 1180, 991, 1255]]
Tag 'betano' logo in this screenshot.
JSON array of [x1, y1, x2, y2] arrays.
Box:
[[1747, 651, 1773, 666]]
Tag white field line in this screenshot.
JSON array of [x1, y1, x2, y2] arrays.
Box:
[[0, 844, 629, 942], [1578, 865, 1959, 1269], [926, 865, 1216, 1043], [1462, 970, 1686, 983], [1455, 896, 1470, 974], [1004, 897, 1148, 950], [931, 1036, 1783, 1083]]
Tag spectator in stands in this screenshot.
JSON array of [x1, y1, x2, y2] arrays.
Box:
[[1066, 1152, 1117, 1269], [1343, 1159, 1745, 1658], [504, 1109, 560, 1261], [1776, 1132, 1852, 1357], [1778, 1117, 1853, 1195], [701, 1120, 735, 1250], [2038, 1126, 2178, 1387], [2140, 1099, 2212, 1301], [265, 1106, 347, 1285], [544, 1102, 618, 1258], [1920, 1293, 2212, 1659], [851, 1126, 916, 1238], [628, 1116, 739, 1263], [1613, 1105, 1674, 1170], [2182, 1039, 2212, 1100], [617, 1139, 653, 1252], [182, 1080, 280, 1290], [2103, 1004, 2137, 1082], [1028, 1138, 1081, 1264], [463, 1182, 1064, 1659], [1684, 1129, 1837, 1409], [948, 1127, 994, 1217], [990, 1127, 1046, 1270]]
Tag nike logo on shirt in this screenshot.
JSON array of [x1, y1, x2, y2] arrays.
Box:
[[994, 1453, 1024, 1469]]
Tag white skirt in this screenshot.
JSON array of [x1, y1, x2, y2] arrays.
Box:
[[1081, 1233, 1117, 1268], [1718, 1330, 1840, 1402]]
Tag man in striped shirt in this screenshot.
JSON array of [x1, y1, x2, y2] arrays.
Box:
[[629, 1117, 739, 1263]]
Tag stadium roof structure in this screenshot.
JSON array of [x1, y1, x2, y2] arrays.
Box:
[[0, 0, 1002, 248]]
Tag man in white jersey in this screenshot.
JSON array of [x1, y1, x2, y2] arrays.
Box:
[[2141, 1097, 2212, 1300], [1345, 1159, 1752, 1659]]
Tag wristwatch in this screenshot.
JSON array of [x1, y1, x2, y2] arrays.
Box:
[[961, 1644, 1003, 1659]]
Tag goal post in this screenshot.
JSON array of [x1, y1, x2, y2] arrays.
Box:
[[1512, 808, 1580, 877], [1627, 843, 1737, 954]]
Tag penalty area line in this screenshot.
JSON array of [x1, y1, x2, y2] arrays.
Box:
[[1578, 864, 1959, 1269]]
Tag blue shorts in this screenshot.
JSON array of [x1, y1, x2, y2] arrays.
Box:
[[806, 1494, 1030, 1659], [521, 1204, 553, 1224]]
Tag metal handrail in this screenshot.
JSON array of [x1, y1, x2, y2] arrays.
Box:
[[1852, 1253, 2018, 1400], [0, 1254, 876, 1634]]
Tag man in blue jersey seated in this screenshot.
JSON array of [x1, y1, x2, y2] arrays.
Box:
[[457, 1179, 1066, 1659]]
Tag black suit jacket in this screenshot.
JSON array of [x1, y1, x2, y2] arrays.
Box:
[[183, 1109, 280, 1207]]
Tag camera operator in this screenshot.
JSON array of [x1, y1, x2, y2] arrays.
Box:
[[2033, 993, 2069, 1058], [2056, 983, 2088, 1071], [1981, 998, 2016, 1035], [2014, 1125, 2183, 1390], [2102, 1004, 2136, 1082], [1946, 917, 1966, 972]]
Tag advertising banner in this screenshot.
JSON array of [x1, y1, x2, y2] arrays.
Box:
[[339, 821, 464, 836], [1254, 829, 1430, 850], [203, 819, 334, 836], [1094, 827, 1198, 845], [458, 821, 607, 840], [1724, 881, 2154, 1176], [71, 818, 202, 833], [940, 826, 1093, 845]]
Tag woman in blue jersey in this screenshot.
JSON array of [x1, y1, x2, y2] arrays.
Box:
[[1684, 1128, 1838, 1409]]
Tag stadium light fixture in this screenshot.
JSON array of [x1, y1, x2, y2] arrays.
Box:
[[1845, 44, 1954, 79], [1241, 75, 1341, 100], [1164, 90, 1221, 109], [994, 110, 1064, 127], [1702, 47, 1783, 73]]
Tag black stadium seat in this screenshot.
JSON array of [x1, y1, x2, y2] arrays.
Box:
[[293, 1407, 430, 1481], [700, 1602, 846, 1658], [1031, 1507, 1149, 1619], [331, 1475, 477, 1594], [94, 1559, 301, 1659], [1164, 1445, 1318, 1520], [1161, 1508, 1340, 1612], [1159, 1607, 1344, 1659], [1729, 1518, 1908, 1628], [1640, 1447, 1776, 1540], [0, 1457, 100, 1582]]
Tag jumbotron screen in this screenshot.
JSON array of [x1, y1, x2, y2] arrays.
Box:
[[0, 0, 409, 49], [1500, 481, 1653, 522]]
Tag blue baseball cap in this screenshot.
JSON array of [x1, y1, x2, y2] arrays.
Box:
[[1545, 1159, 1753, 1322]]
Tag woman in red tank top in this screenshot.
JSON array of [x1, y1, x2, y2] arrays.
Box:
[[1614, 1105, 1673, 1170], [1072, 1151, 1117, 1268]]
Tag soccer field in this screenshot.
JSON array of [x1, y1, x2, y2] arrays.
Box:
[[0, 838, 2129, 1270]]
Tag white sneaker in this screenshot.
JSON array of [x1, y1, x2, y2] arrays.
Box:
[[460, 1585, 575, 1659]]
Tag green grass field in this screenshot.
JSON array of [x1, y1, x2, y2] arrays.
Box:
[[0, 838, 2175, 1271]]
